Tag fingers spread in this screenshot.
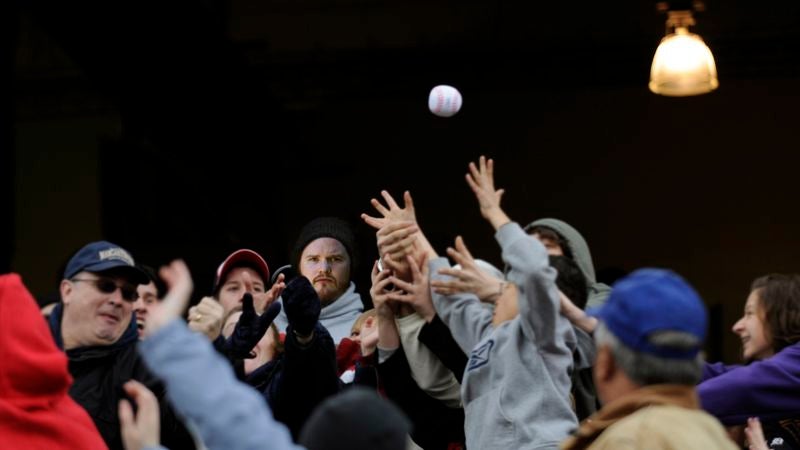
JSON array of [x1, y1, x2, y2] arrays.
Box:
[[381, 190, 400, 210], [454, 236, 475, 261], [370, 198, 390, 216]]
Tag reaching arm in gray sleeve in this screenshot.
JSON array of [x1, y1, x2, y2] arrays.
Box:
[[498, 222, 575, 357], [139, 320, 304, 450], [429, 258, 494, 355]]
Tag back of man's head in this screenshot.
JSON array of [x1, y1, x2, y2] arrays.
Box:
[[589, 269, 707, 386], [299, 388, 411, 450]]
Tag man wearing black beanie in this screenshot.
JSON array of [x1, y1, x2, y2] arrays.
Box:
[[273, 217, 364, 345]]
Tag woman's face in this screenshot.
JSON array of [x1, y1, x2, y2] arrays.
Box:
[[732, 289, 774, 361]]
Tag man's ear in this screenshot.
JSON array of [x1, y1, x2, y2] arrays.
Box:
[[594, 344, 615, 383], [60, 279, 72, 306]]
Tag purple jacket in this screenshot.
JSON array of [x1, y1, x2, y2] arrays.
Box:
[[698, 342, 800, 425]]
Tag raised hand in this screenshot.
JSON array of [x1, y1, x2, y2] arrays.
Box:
[[146, 259, 194, 336], [369, 260, 401, 349], [118, 380, 160, 450], [282, 277, 321, 338], [375, 221, 419, 279], [370, 260, 397, 317], [432, 235, 505, 302], [361, 190, 417, 230], [187, 297, 225, 341], [465, 156, 510, 230], [386, 253, 436, 323], [224, 292, 282, 359], [359, 316, 379, 356], [261, 272, 286, 314], [377, 221, 419, 259]]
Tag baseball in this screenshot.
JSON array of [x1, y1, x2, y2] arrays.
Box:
[[428, 85, 462, 118]]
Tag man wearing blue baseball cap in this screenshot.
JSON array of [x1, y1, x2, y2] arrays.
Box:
[[561, 269, 737, 450], [48, 241, 193, 450]]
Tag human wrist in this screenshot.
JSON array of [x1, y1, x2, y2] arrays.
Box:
[[485, 281, 506, 302], [486, 209, 511, 231], [292, 328, 314, 345]]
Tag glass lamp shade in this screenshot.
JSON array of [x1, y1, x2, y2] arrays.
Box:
[[649, 27, 719, 96]]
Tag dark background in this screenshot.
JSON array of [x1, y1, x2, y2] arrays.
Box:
[[5, 0, 800, 362]]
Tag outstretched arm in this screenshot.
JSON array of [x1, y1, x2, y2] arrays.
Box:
[[370, 261, 401, 352], [465, 156, 572, 355], [431, 235, 505, 302], [362, 190, 438, 279], [465, 156, 510, 231], [388, 254, 463, 407], [559, 291, 597, 334], [698, 344, 800, 425]]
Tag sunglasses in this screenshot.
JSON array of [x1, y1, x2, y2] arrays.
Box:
[[71, 278, 138, 302]]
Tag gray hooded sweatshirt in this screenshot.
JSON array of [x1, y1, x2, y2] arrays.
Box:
[[430, 222, 577, 450], [524, 218, 611, 309]]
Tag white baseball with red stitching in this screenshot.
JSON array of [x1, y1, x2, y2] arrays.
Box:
[[428, 85, 462, 118]]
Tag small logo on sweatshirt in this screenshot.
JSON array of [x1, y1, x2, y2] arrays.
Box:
[[467, 339, 494, 371]]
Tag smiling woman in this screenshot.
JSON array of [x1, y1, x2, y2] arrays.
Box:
[[698, 274, 800, 449]]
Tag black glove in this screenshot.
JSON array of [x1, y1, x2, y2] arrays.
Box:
[[283, 277, 321, 337], [223, 292, 282, 359]]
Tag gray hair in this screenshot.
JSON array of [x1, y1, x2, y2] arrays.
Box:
[[594, 323, 703, 386]]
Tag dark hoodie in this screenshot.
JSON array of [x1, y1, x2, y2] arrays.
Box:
[[48, 301, 194, 450], [525, 218, 611, 308], [0, 273, 107, 449]]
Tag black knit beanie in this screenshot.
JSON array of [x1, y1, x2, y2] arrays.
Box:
[[299, 388, 411, 450], [291, 217, 358, 272]]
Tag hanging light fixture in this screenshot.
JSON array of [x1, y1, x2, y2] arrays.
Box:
[[649, 2, 718, 96]]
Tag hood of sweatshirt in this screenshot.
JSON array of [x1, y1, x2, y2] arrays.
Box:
[[0, 273, 106, 449], [525, 218, 611, 308]]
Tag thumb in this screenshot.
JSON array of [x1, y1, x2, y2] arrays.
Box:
[[259, 302, 282, 330]]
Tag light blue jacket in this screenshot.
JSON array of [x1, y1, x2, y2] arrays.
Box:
[[140, 321, 304, 450]]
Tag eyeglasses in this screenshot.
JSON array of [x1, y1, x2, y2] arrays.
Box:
[[71, 278, 138, 302]]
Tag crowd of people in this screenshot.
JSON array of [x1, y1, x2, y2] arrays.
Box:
[[2, 156, 799, 450]]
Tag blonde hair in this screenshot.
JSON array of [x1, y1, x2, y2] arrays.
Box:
[[351, 309, 377, 335]]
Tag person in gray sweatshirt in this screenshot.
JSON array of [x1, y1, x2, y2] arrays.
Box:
[[523, 218, 611, 309], [389, 156, 577, 449]]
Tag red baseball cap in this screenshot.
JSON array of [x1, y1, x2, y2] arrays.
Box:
[[213, 249, 270, 292]]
